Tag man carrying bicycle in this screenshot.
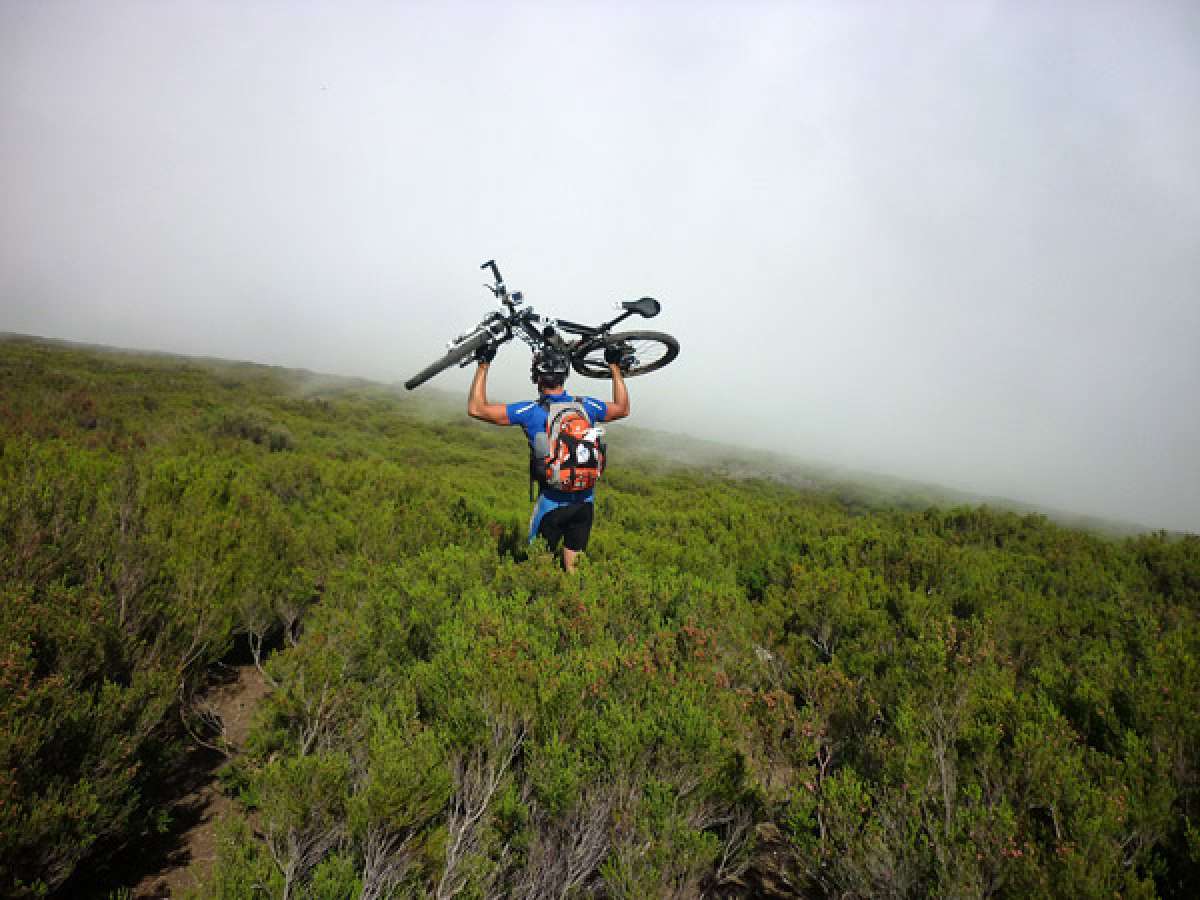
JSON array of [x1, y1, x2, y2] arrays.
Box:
[[467, 344, 630, 573]]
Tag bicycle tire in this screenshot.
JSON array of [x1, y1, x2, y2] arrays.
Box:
[[404, 331, 490, 390], [570, 330, 680, 379]]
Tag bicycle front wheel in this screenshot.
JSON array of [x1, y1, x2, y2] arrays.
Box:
[[571, 330, 679, 379], [404, 331, 489, 390]]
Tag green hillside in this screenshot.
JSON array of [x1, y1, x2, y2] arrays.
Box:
[[2, 335, 1198, 898]]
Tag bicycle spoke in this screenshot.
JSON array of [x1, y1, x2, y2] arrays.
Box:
[[627, 340, 668, 364]]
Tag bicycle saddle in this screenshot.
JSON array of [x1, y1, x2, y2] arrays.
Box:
[[622, 297, 660, 318]]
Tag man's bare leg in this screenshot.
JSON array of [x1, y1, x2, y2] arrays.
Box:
[[562, 548, 580, 573]]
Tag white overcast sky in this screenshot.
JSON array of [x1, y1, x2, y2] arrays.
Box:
[[2, 0, 1198, 531]]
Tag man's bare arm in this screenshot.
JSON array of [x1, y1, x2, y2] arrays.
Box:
[[466, 363, 510, 425], [604, 364, 630, 422]]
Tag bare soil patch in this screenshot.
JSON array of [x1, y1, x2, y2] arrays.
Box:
[[132, 662, 269, 899]]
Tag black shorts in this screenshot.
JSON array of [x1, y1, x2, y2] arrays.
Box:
[[536, 501, 594, 552]]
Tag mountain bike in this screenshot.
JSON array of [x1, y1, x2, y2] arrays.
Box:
[[404, 260, 679, 390]]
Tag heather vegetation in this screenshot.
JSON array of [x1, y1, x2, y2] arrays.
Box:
[[1, 336, 1198, 898]]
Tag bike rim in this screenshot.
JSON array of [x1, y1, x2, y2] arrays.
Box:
[[575, 333, 677, 377]]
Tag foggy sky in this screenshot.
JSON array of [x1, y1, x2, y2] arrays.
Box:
[[2, 1, 1198, 532]]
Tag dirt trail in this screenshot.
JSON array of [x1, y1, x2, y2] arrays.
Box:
[[133, 662, 270, 899]]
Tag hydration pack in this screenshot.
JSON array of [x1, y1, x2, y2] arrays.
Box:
[[530, 398, 606, 497]]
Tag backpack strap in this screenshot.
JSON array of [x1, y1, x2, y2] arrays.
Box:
[[531, 396, 547, 500], [530, 396, 560, 500]]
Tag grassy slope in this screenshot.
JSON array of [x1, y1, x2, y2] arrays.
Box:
[[2, 335, 1198, 899]]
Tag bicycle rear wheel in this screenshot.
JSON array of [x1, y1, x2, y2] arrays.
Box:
[[571, 330, 679, 379]]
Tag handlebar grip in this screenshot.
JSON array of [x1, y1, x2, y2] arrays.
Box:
[[481, 259, 503, 285]]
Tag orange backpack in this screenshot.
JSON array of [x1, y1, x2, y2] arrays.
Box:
[[530, 398, 606, 495]]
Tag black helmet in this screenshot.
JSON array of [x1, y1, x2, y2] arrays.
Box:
[[531, 347, 570, 386]]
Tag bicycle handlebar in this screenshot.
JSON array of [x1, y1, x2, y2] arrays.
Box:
[[481, 259, 503, 286]]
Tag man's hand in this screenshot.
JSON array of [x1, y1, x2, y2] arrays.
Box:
[[475, 342, 497, 364], [604, 342, 629, 368], [604, 352, 630, 422]]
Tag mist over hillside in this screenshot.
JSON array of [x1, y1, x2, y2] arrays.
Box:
[[5, 331, 1170, 537], [390, 381, 1165, 538]]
